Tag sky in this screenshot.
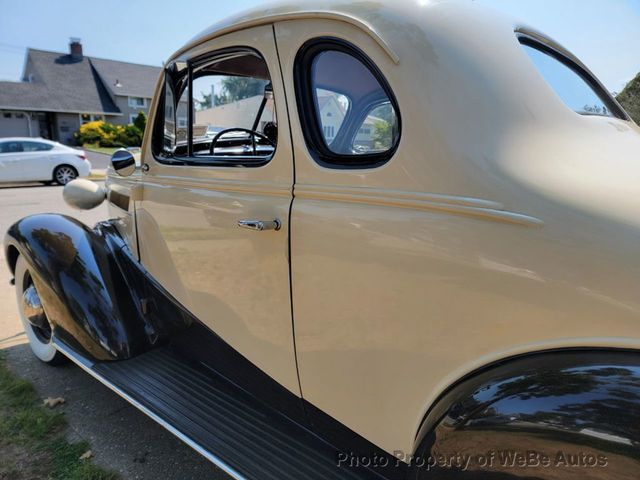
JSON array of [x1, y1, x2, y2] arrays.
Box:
[[0, 0, 638, 93]]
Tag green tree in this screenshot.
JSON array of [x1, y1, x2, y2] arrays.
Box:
[[373, 120, 393, 150], [617, 72, 640, 124], [196, 77, 267, 110], [133, 111, 147, 133], [196, 92, 212, 110], [220, 76, 266, 103]]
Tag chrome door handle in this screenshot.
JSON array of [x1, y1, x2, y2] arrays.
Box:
[[238, 219, 281, 231]]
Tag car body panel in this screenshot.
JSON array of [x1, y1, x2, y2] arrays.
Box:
[[413, 350, 640, 478], [105, 165, 142, 262], [5, 0, 640, 472], [271, 4, 640, 456], [137, 25, 301, 396], [4, 214, 191, 360]]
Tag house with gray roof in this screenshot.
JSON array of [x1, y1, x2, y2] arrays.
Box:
[[0, 39, 161, 144]]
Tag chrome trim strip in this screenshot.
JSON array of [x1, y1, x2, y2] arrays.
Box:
[[296, 184, 505, 209], [295, 184, 544, 228], [53, 340, 248, 480]]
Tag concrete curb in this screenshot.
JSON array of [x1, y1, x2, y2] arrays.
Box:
[[89, 169, 106, 180]]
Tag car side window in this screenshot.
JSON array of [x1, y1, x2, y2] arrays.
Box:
[[0, 142, 24, 153], [520, 39, 624, 119], [153, 48, 277, 166], [22, 141, 54, 152], [295, 39, 401, 168]]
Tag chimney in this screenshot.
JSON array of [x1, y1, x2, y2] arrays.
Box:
[[69, 37, 83, 60]]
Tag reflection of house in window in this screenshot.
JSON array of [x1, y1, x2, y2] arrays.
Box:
[[316, 94, 345, 142], [353, 115, 384, 151], [323, 125, 335, 139]]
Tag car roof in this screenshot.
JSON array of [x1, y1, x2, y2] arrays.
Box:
[[169, 0, 517, 64]]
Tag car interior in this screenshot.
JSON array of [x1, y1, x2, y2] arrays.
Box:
[[161, 50, 277, 162]]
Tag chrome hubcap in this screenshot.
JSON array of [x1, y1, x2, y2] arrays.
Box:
[[22, 285, 46, 329], [21, 284, 51, 341], [56, 167, 76, 184]]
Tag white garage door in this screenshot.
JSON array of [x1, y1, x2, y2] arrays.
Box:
[[0, 112, 31, 137]]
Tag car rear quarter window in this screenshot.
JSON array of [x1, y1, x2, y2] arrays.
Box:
[[519, 38, 625, 119], [22, 141, 54, 152], [295, 38, 401, 169]]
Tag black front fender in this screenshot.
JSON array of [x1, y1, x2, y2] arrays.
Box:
[[412, 350, 640, 479], [5, 214, 191, 361]]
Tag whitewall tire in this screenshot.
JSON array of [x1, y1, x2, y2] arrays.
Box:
[[14, 255, 66, 365]]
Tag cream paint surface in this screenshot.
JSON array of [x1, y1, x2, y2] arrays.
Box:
[[272, 2, 640, 457], [137, 25, 301, 396], [120, 0, 640, 461]]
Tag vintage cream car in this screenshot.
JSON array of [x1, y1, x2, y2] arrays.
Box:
[[5, 1, 640, 479]]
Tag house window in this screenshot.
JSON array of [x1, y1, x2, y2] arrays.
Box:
[[177, 117, 187, 128], [129, 97, 147, 108], [80, 114, 104, 125], [323, 125, 335, 139]]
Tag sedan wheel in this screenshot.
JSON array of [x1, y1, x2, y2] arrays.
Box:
[[14, 256, 66, 365], [54, 165, 78, 185]]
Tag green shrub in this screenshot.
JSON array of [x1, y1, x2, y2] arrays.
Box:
[[133, 111, 147, 133], [97, 122, 120, 147], [73, 121, 105, 146], [74, 120, 143, 148], [115, 125, 143, 147]]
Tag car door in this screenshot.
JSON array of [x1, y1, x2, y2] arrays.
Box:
[[136, 25, 300, 396], [21, 141, 55, 181], [0, 141, 26, 181], [274, 19, 417, 456]]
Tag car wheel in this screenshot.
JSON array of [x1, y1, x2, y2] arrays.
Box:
[[53, 165, 78, 185], [14, 255, 67, 365]]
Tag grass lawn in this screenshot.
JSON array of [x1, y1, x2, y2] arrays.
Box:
[[0, 352, 118, 480]]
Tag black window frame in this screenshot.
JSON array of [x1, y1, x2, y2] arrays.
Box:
[[152, 46, 278, 168], [517, 33, 629, 121], [294, 37, 402, 169]]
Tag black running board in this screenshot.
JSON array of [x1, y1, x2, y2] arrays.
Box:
[[53, 341, 381, 480]]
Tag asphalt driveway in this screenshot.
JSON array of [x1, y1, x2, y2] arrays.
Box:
[[85, 150, 111, 170], [0, 182, 227, 479]]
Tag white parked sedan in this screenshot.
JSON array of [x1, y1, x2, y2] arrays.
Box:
[[0, 138, 91, 185]]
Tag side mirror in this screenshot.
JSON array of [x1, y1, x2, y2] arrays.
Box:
[[63, 179, 106, 210], [111, 149, 136, 177]]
